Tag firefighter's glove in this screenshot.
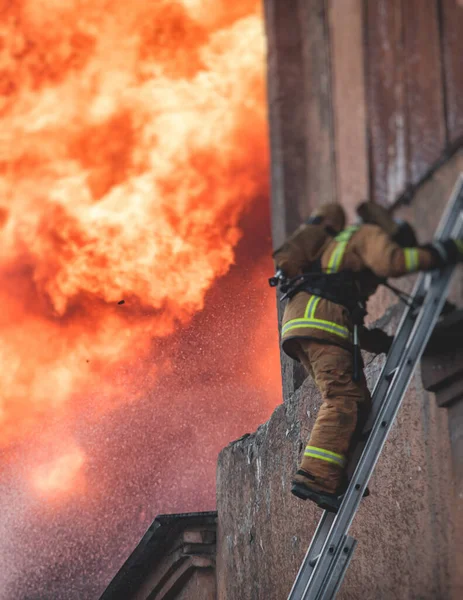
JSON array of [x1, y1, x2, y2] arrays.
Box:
[[429, 239, 463, 266], [371, 328, 393, 355], [392, 221, 418, 248], [359, 327, 393, 355]]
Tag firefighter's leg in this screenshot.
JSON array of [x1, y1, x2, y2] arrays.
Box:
[[292, 340, 371, 496]]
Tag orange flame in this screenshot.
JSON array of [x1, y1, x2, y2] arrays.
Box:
[[0, 0, 269, 468]]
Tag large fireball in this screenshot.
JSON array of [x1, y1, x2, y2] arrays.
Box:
[[0, 0, 268, 460]]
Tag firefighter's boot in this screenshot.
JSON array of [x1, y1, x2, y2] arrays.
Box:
[[291, 469, 343, 513], [291, 469, 370, 513]]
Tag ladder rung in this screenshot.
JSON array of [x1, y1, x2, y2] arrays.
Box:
[[309, 554, 320, 568], [385, 367, 398, 381]]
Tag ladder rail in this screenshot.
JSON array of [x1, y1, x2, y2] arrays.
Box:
[[321, 536, 356, 600], [288, 513, 335, 597], [311, 257, 460, 599], [288, 280, 424, 599], [366, 172, 463, 418], [288, 175, 463, 600], [368, 172, 463, 415], [287, 325, 415, 600]]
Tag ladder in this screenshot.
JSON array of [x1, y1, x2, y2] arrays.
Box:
[[288, 175, 463, 600]]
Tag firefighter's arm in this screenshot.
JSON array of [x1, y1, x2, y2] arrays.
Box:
[[358, 225, 462, 278], [358, 326, 393, 355]]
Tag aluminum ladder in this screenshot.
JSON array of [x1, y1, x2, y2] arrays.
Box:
[[288, 175, 463, 600]]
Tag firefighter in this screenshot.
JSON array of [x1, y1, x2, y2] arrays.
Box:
[[273, 203, 463, 510]]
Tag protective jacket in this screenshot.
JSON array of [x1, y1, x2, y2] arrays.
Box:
[[281, 223, 439, 360]]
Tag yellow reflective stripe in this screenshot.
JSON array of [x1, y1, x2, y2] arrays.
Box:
[[282, 318, 349, 337], [404, 248, 419, 272], [304, 445, 346, 468], [282, 318, 350, 339], [310, 297, 321, 316], [455, 240, 463, 253], [304, 295, 319, 318], [327, 242, 347, 273], [335, 225, 359, 242], [326, 226, 360, 273], [305, 445, 346, 463], [286, 296, 349, 339]]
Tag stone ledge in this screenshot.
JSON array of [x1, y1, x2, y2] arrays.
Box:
[[99, 512, 217, 600], [421, 309, 463, 408]]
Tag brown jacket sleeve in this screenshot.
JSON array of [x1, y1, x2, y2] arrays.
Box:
[[355, 224, 439, 278], [272, 240, 304, 278]]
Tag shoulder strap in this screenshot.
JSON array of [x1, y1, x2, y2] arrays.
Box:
[[326, 225, 360, 273]]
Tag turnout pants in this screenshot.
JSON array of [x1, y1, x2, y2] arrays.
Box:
[[294, 339, 371, 493]]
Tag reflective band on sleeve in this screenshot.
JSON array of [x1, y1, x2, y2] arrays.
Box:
[[304, 446, 346, 468], [455, 239, 463, 253], [404, 248, 419, 272]]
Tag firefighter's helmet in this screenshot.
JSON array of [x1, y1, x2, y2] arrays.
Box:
[[310, 203, 346, 234]]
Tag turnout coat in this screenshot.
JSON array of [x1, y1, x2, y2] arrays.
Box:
[[281, 224, 439, 360]]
